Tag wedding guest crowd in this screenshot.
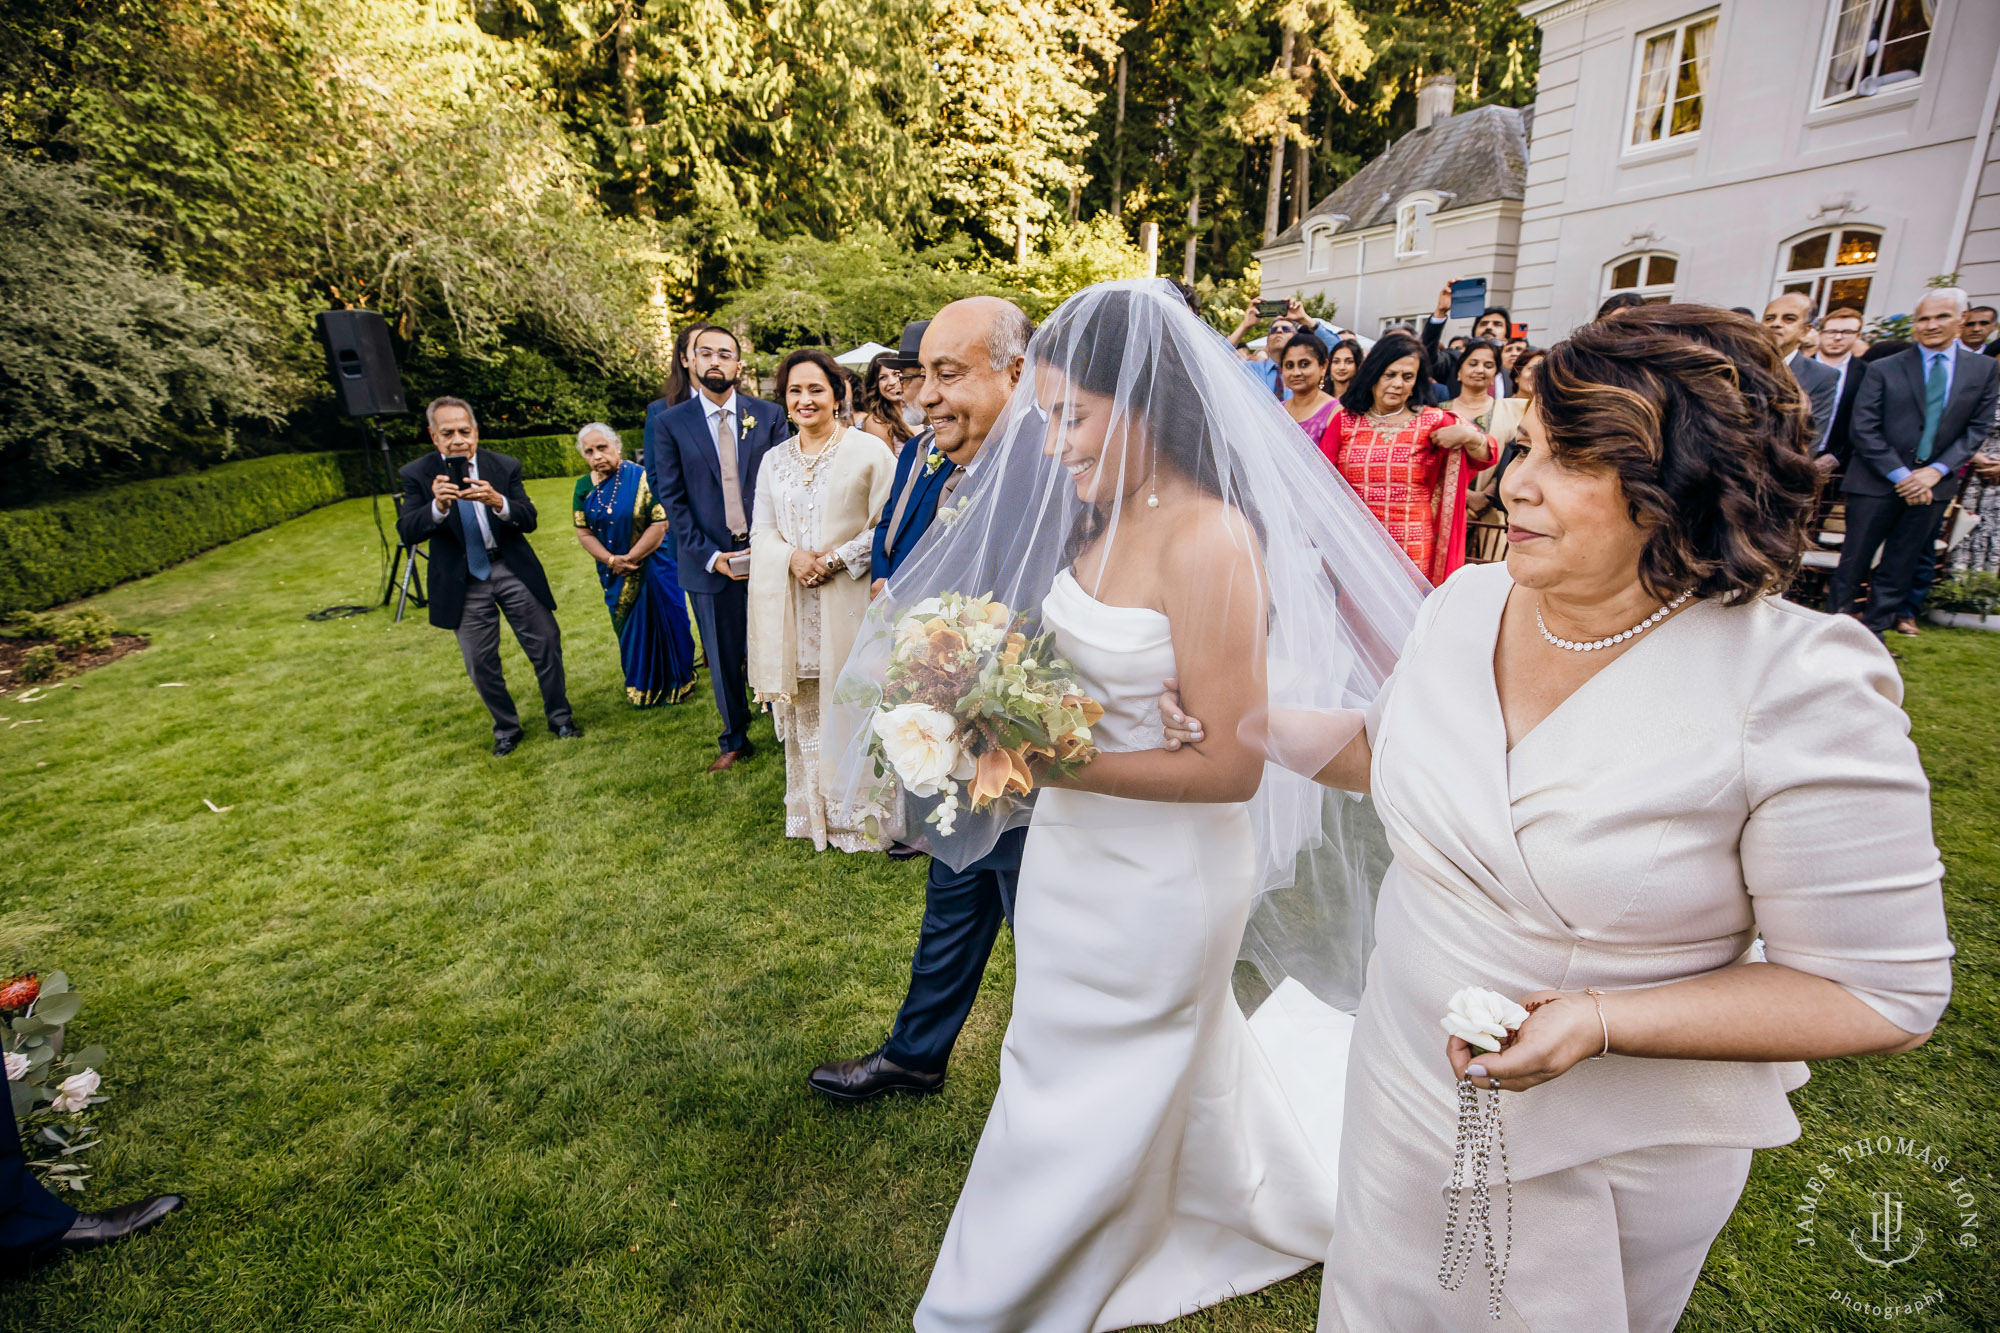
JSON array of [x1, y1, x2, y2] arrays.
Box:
[[1825, 289, 1998, 637]]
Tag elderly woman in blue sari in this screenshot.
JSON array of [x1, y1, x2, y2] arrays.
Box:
[[572, 422, 698, 706]]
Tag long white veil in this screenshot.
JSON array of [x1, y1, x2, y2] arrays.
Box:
[[826, 279, 1427, 1011]]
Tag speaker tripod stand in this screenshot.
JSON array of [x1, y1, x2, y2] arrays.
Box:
[[364, 424, 427, 623]]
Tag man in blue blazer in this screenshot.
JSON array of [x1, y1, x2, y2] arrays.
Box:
[[809, 299, 1036, 1102], [645, 324, 786, 771], [1828, 290, 2000, 634]]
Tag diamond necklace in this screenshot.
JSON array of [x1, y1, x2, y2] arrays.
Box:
[[1537, 591, 1690, 652]]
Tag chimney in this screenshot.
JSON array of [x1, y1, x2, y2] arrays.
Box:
[[1416, 72, 1457, 131]]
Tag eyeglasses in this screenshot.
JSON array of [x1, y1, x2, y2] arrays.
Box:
[[691, 346, 739, 364], [899, 368, 927, 387]]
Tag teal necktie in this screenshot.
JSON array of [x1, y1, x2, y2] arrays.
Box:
[[1915, 352, 1948, 464]]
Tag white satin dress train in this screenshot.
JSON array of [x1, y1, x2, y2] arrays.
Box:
[[914, 570, 1351, 1333]]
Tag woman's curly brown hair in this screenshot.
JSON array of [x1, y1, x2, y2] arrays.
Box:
[[1535, 304, 1822, 605]]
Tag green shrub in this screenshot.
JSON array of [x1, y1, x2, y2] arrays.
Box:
[[0, 453, 347, 612], [17, 644, 60, 682], [1930, 570, 2000, 619], [53, 608, 116, 651]]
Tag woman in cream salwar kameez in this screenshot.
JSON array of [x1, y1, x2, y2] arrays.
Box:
[[749, 349, 900, 852]]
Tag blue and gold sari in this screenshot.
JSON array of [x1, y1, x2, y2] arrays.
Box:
[[574, 461, 697, 706]]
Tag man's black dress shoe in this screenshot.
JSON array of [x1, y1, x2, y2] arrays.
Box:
[[58, 1194, 184, 1250], [492, 735, 521, 757], [885, 843, 926, 862], [807, 1050, 944, 1102], [552, 722, 584, 740]]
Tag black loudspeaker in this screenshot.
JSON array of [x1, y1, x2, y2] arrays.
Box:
[[316, 309, 407, 417]]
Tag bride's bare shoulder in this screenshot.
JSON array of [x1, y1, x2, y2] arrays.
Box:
[[1168, 493, 1264, 584]]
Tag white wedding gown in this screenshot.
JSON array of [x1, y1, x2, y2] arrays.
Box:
[[915, 570, 1354, 1332]]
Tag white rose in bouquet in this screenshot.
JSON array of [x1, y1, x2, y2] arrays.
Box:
[[1439, 987, 1530, 1054], [49, 1067, 100, 1113], [873, 703, 962, 797], [3, 1051, 26, 1082]]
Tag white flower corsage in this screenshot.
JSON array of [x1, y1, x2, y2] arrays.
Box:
[[937, 495, 974, 528], [1439, 986, 1530, 1054]]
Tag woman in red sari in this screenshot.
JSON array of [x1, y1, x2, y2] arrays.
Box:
[[1320, 329, 1494, 584]]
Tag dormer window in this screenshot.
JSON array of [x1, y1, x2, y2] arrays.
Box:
[[1395, 194, 1441, 259]]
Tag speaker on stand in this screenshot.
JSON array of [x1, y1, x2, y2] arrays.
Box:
[[315, 310, 427, 622]]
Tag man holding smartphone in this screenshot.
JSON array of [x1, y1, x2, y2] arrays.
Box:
[[396, 397, 576, 757], [1422, 280, 1514, 398], [1228, 296, 1341, 397]]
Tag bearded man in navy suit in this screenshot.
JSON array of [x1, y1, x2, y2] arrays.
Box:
[[809, 298, 1038, 1101], [646, 324, 787, 772]]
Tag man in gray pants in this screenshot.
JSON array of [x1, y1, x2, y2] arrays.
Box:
[[396, 397, 578, 756]]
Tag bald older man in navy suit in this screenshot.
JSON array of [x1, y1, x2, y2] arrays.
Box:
[[809, 299, 1039, 1102]]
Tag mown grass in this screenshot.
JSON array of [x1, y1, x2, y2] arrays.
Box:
[[3, 481, 1993, 1331]]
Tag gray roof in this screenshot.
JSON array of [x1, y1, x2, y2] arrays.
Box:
[[1270, 104, 1532, 248]]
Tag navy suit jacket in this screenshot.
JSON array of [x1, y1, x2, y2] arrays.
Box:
[[1819, 358, 1869, 467], [1845, 346, 2000, 497], [871, 433, 955, 581], [395, 450, 554, 632], [645, 391, 784, 595]]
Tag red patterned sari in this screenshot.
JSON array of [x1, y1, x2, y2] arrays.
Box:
[[1323, 405, 1490, 585]]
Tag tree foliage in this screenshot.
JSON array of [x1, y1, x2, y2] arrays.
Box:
[[0, 156, 276, 486], [0, 0, 1541, 500]]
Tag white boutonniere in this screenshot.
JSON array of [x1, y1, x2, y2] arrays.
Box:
[[741, 414, 757, 432], [923, 447, 945, 476]]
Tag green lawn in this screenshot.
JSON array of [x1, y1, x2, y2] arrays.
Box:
[[3, 481, 1994, 1331]]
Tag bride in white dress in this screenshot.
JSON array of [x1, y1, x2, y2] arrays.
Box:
[[828, 282, 1427, 1330]]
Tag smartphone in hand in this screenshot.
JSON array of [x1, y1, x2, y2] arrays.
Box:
[[445, 456, 470, 489], [1257, 298, 1289, 319], [1449, 278, 1488, 320]]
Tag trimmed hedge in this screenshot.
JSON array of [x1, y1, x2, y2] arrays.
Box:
[[0, 428, 644, 612]]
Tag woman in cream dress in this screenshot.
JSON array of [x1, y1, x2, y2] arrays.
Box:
[[1166, 306, 1957, 1330], [749, 348, 899, 851]]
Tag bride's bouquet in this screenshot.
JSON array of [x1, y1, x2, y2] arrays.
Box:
[[868, 592, 1103, 836]]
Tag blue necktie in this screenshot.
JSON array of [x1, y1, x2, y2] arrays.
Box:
[[1915, 353, 1948, 464], [458, 499, 492, 580]]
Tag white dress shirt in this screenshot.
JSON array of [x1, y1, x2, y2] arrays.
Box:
[[704, 391, 742, 573], [430, 451, 510, 548]]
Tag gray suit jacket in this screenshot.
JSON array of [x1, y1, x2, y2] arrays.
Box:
[[1845, 345, 2000, 497], [1788, 351, 1840, 451]]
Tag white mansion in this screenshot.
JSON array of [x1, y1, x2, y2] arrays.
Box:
[[1257, 0, 2000, 341]]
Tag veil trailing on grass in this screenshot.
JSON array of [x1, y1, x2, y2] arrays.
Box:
[[826, 279, 1428, 1011]]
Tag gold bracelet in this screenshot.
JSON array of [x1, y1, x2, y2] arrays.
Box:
[[1583, 987, 1610, 1060]]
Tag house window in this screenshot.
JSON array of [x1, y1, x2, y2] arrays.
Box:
[[1394, 197, 1437, 259], [1628, 12, 1718, 149], [1308, 228, 1330, 274], [1774, 226, 1881, 316], [1604, 252, 1679, 304], [1819, 0, 1932, 106]]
